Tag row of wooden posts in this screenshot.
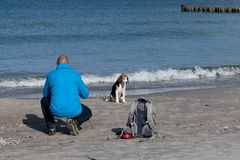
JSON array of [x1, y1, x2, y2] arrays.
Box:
[[181, 5, 240, 13]]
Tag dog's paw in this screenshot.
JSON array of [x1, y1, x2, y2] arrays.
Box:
[[102, 97, 110, 102]]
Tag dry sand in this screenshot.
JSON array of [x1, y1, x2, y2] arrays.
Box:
[[1, 87, 240, 160]]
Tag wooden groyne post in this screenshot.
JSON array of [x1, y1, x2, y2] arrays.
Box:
[[181, 5, 240, 13]]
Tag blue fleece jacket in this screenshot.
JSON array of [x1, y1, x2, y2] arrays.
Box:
[[43, 63, 89, 118]]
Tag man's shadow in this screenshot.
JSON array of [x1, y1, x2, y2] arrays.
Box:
[[23, 114, 68, 135]]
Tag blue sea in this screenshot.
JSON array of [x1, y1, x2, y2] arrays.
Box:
[[1, 0, 240, 99]]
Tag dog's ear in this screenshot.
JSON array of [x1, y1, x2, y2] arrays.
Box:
[[126, 75, 129, 84], [117, 75, 123, 82]]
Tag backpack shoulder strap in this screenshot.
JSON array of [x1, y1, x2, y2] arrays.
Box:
[[145, 100, 158, 135], [126, 100, 138, 126], [145, 101, 152, 122]]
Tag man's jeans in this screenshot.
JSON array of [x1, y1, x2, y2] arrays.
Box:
[[40, 97, 92, 129]]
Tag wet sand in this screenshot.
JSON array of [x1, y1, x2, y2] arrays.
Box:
[[1, 87, 240, 160]]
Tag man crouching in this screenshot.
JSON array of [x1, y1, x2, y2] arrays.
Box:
[[40, 55, 92, 136]]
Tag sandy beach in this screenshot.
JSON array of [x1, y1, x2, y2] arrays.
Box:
[[1, 87, 240, 160]]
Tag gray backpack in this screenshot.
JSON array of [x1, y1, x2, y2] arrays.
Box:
[[121, 98, 158, 138]]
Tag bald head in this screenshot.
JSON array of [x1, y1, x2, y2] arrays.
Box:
[[57, 55, 69, 65]]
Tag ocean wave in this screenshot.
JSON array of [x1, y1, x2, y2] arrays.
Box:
[[0, 66, 240, 88], [0, 78, 45, 88], [83, 66, 240, 83]]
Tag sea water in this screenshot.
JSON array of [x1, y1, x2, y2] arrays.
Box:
[[1, 0, 240, 98]]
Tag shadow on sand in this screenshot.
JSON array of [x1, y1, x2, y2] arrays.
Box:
[[23, 114, 68, 135], [111, 128, 123, 136]]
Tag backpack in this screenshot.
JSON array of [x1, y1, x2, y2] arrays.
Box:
[[120, 98, 158, 138]]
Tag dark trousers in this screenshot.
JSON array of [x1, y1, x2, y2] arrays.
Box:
[[40, 97, 92, 129]]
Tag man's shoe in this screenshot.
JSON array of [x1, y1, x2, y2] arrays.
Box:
[[47, 124, 56, 136], [67, 120, 79, 136], [75, 121, 83, 131]]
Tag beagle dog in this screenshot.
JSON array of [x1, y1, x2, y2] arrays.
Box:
[[110, 74, 129, 103]]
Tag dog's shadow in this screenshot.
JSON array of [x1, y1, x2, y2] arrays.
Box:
[[23, 114, 68, 135]]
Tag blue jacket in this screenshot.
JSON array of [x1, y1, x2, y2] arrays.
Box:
[[43, 63, 89, 118]]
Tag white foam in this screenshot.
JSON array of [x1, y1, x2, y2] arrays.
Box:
[[0, 66, 239, 88], [0, 78, 45, 88], [82, 73, 120, 84], [83, 66, 240, 83]]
